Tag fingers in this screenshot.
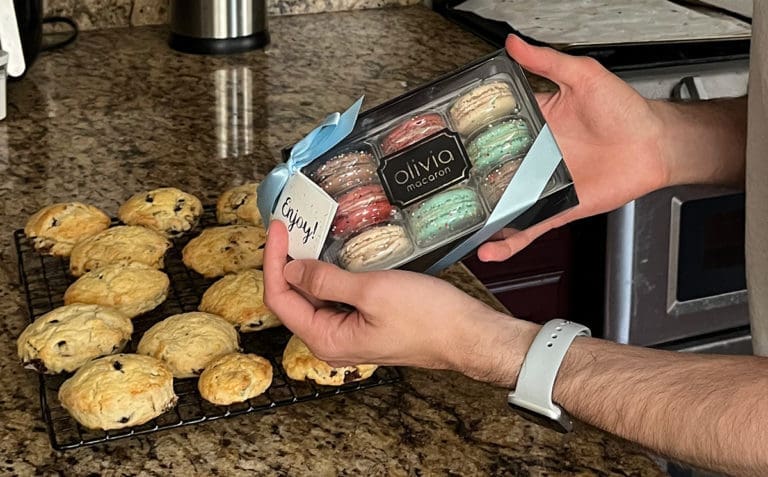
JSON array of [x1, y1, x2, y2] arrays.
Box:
[[505, 34, 596, 87], [262, 221, 317, 332], [477, 220, 552, 262], [478, 205, 580, 261], [284, 259, 369, 307], [477, 232, 532, 262], [488, 227, 520, 242]]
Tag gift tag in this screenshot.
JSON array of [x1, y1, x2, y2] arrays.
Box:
[[272, 172, 337, 260]]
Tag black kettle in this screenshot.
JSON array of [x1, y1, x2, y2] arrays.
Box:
[[0, 0, 43, 78]]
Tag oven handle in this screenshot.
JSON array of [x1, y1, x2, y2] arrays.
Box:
[[671, 76, 708, 100]]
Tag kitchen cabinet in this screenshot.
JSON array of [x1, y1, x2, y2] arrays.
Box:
[[463, 216, 607, 332], [463, 227, 571, 323]]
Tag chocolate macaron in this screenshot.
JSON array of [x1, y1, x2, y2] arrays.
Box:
[[381, 113, 448, 155], [483, 159, 558, 208], [309, 150, 379, 197], [482, 159, 522, 208]]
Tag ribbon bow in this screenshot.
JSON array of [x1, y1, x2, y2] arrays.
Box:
[[257, 97, 364, 222]]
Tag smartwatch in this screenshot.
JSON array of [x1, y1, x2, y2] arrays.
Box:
[[507, 319, 590, 433]]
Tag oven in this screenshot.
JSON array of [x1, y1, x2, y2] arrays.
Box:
[[608, 61, 750, 353]]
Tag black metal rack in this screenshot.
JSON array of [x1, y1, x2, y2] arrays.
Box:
[[14, 207, 401, 451]]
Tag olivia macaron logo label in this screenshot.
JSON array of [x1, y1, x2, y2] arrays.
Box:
[[378, 130, 472, 208], [273, 172, 338, 260]]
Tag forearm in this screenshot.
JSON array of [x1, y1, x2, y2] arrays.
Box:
[[463, 318, 768, 476], [652, 96, 747, 187], [556, 338, 768, 476]]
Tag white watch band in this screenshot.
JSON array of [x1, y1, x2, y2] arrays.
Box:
[[508, 319, 590, 431]]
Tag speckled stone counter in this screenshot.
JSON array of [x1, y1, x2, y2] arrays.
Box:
[[0, 6, 663, 475]]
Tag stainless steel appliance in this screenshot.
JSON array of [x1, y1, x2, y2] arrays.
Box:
[[169, 0, 269, 55], [607, 61, 750, 354], [0, 0, 43, 79]]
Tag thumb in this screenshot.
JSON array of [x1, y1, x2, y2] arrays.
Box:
[[505, 34, 591, 87], [284, 259, 369, 306]]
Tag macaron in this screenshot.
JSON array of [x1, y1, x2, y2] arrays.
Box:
[[449, 81, 518, 136], [483, 159, 558, 208], [380, 113, 448, 155], [338, 224, 413, 272], [331, 185, 395, 237], [482, 159, 522, 208], [308, 150, 379, 197], [466, 118, 532, 173], [408, 187, 485, 247]]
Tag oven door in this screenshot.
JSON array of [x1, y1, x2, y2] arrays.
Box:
[[605, 186, 748, 346]]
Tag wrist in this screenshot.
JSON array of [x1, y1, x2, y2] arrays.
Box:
[[647, 99, 678, 188], [649, 97, 747, 187], [454, 310, 539, 387]]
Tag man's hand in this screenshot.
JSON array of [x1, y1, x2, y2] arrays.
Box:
[[263, 221, 538, 384], [479, 36, 746, 262], [478, 35, 671, 262]]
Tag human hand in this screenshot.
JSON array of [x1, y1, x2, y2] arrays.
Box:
[[477, 35, 670, 262], [263, 221, 538, 384]]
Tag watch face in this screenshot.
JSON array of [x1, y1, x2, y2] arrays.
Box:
[[508, 404, 571, 433]]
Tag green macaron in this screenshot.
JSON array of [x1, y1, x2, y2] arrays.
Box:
[[409, 187, 485, 247], [466, 118, 532, 173]]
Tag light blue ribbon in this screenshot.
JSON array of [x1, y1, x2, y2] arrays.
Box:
[[257, 97, 365, 222], [425, 124, 564, 275]]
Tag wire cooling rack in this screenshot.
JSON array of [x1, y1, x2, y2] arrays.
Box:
[[14, 207, 402, 451]]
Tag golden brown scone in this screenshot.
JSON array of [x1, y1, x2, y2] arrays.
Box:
[[64, 263, 170, 318], [118, 187, 203, 238], [182, 225, 266, 278], [282, 335, 377, 386], [69, 225, 171, 277], [198, 353, 273, 405], [24, 202, 110, 256], [198, 270, 281, 332], [136, 312, 240, 378], [216, 182, 263, 227], [17, 304, 132, 374], [58, 354, 177, 430]]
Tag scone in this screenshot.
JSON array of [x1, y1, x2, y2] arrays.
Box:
[[24, 202, 110, 256], [198, 353, 273, 405], [182, 225, 266, 278], [69, 225, 171, 277], [58, 354, 177, 430], [17, 304, 133, 374], [198, 270, 281, 332], [216, 183, 263, 227], [118, 187, 203, 238], [137, 312, 240, 378], [64, 263, 170, 318], [282, 335, 378, 386]]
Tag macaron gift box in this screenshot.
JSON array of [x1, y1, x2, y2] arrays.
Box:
[[263, 49, 578, 274]]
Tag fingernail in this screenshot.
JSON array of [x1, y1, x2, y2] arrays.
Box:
[[284, 261, 305, 284]]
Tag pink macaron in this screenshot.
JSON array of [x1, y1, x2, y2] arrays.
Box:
[[331, 185, 395, 237], [380, 113, 448, 155]]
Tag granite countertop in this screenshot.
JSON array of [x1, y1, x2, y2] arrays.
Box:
[[0, 6, 662, 475]]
